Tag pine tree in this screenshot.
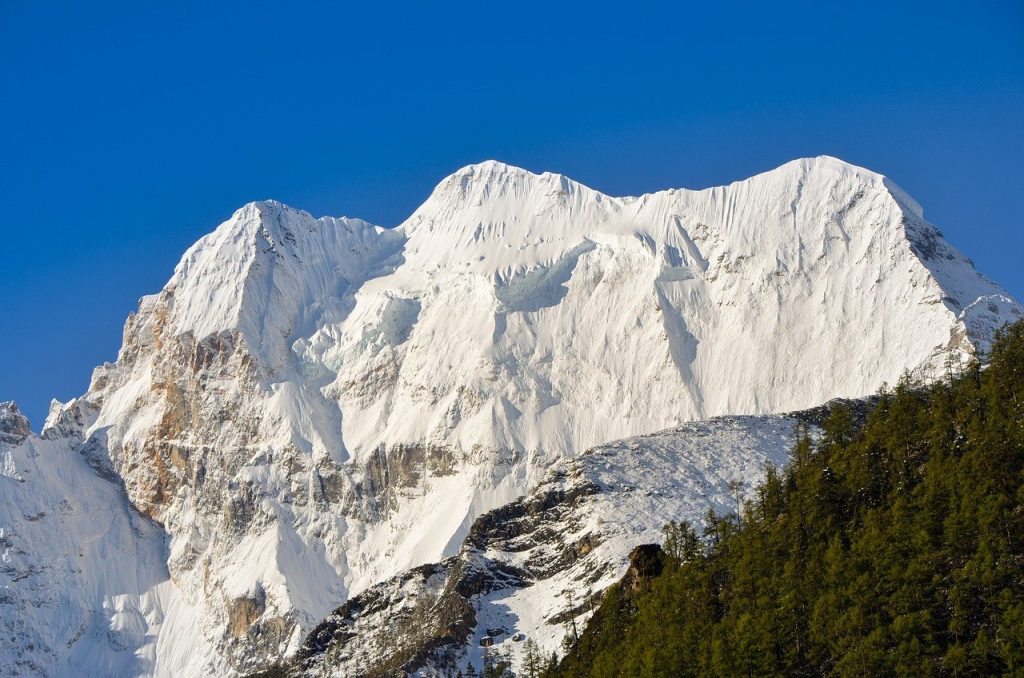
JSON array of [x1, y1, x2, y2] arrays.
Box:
[[562, 589, 579, 647], [481, 647, 494, 678], [521, 637, 541, 678], [540, 318, 1024, 678]]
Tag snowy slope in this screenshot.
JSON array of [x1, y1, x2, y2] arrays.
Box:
[[305, 157, 1019, 457], [3, 157, 1021, 676], [287, 411, 813, 677], [0, 403, 194, 677]]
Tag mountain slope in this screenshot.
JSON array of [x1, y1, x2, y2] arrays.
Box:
[[267, 409, 819, 677], [0, 403, 190, 677], [3, 157, 1021, 675], [544, 320, 1024, 677], [314, 156, 1018, 457]]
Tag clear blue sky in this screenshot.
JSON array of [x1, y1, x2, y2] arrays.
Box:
[[2, 1, 1022, 428]]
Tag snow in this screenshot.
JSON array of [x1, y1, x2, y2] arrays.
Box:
[[168, 200, 404, 373], [0, 432, 196, 677], [2, 156, 1020, 676], [466, 415, 802, 669], [305, 155, 1021, 459], [297, 412, 805, 677]]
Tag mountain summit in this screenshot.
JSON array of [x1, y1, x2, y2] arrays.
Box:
[[3, 158, 1020, 676]]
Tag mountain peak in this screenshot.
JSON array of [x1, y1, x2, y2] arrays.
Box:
[[215, 200, 379, 254], [428, 159, 593, 202], [449, 159, 529, 177], [786, 154, 880, 176], [0, 401, 30, 447], [762, 155, 924, 219], [228, 199, 319, 247], [160, 200, 395, 367], [425, 156, 923, 224]]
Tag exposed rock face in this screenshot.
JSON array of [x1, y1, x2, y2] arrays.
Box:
[[620, 544, 667, 593], [0, 402, 30, 447], [32, 205, 417, 675], [275, 413, 807, 677], [4, 158, 1023, 676], [227, 586, 267, 639]]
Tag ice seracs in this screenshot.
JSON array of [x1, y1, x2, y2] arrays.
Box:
[[2, 157, 1020, 676]]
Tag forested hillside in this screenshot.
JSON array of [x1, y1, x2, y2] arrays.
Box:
[[544, 320, 1024, 677]]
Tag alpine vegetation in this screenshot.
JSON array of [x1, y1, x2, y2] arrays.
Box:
[[544, 321, 1024, 678]]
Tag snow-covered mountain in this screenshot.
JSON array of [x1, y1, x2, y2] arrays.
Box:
[[0, 402, 187, 677], [285, 411, 815, 677], [2, 157, 1020, 676]]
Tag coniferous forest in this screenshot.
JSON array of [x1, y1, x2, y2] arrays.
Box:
[[540, 320, 1024, 677]]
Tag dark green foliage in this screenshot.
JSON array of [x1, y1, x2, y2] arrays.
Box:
[[521, 637, 544, 678], [544, 321, 1024, 678], [663, 519, 703, 562], [482, 646, 515, 678]]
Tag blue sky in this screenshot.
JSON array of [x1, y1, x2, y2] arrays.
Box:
[[2, 1, 1022, 428]]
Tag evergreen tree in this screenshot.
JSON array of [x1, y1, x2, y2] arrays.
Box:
[[542, 319, 1024, 678], [521, 637, 542, 678], [661, 519, 701, 562]]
